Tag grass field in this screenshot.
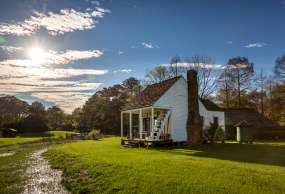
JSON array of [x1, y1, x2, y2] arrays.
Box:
[[0, 142, 54, 194], [0, 131, 80, 146], [0, 138, 42, 146], [17, 131, 79, 138], [44, 137, 285, 194]]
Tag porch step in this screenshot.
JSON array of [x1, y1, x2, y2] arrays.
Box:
[[123, 142, 139, 148]]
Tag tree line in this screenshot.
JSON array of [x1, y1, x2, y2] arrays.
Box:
[[1, 54, 284, 135]]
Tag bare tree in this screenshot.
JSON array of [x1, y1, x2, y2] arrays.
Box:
[[169, 54, 183, 77], [273, 54, 285, 83], [265, 75, 277, 121], [226, 56, 254, 108], [144, 64, 171, 84], [183, 53, 222, 98], [255, 68, 268, 115], [217, 68, 234, 108]]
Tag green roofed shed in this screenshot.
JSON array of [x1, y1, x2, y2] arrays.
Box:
[[235, 120, 253, 143]]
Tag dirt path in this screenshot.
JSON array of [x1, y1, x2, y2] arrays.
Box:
[[22, 148, 70, 194]]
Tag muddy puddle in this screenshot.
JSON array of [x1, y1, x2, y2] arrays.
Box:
[[0, 152, 15, 157], [23, 148, 70, 194]]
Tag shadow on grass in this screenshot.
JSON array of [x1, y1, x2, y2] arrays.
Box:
[[18, 132, 56, 138], [153, 143, 285, 167]]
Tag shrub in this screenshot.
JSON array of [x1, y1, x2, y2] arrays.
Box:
[[202, 122, 225, 143], [88, 130, 101, 140], [73, 129, 79, 133]]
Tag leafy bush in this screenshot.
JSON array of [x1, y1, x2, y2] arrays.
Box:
[[202, 122, 225, 143], [73, 129, 79, 133], [88, 130, 101, 140]]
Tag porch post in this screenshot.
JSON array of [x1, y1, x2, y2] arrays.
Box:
[[130, 111, 132, 140], [121, 112, 123, 140], [140, 109, 142, 140], [151, 107, 154, 141]]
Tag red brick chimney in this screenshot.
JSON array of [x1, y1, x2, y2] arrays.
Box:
[[187, 70, 202, 145]]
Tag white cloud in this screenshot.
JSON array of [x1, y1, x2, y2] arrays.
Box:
[[142, 43, 153, 48], [86, 8, 93, 11], [0, 48, 107, 113], [95, 7, 111, 13], [226, 41, 232, 44], [0, 8, 111, 36], [162, 62, 222, 69], [134, 5, 137, 8], [0, 49, 103, 67], [0, 64, 108, 81], [31, 92, 95, 112], [244, 43, 266, 48], [0, 63, 105, 111], [91, 1, 100, 5], [114, 69, 132, 73], [85, 0, 89, 2], [91, 11, 104, 18], [131, 46, 136, 48], [142, 43, 159, 49], [225, 64, 249, 69], [162, 62, 249, 69], [117, 51, 123, 55], [0, 45, 23, 52]]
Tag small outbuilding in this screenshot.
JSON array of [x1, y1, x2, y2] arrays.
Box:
[[3, 128, 17, 138], [235, 120, 253, 143]]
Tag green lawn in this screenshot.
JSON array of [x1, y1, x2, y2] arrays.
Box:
[[0, 138, 42, 146], [0, 131, 80, 146], [45, 137, 285, 194], [18, 131, 79, 138]]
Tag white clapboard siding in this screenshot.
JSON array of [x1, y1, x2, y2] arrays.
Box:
[[199, 100, 225, 132], [153, 77, 188, 141]]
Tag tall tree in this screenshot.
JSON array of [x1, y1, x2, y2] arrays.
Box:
[[265, 75, 277, 121], [144, 64, 170, 84], [26, 101, 47, 133], [169, 54, 183, 77], [267, 83, 285, 125], [273, 54, 285, 82], [122, 77, 140, 100], [183, 53, 222, 98], [255, 68, 268, 115], [226, 56, 254, 107], [46, 106, 64, 131], [217, 68, 234, 108]]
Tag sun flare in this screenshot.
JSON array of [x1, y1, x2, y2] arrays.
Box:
[[30, 48, 45, 63]]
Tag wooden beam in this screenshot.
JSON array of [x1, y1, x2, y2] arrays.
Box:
[[121, 112, 123, 140], [140, 109, 142, 140], [152, 107, 154, 142], [130, 111, 132, 140]]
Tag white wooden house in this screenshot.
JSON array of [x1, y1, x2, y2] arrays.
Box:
[[121, 76, 225, 143]]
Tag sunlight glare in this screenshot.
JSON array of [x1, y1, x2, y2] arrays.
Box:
[[30, 48, 45, 63]]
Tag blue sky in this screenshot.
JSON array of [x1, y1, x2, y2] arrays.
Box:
[[0, 0, 284, 112]]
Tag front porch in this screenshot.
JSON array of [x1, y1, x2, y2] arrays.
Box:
[[121, 106, 173, 146], [121, 138, 174, 148]]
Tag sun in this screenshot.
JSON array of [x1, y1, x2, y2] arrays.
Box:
[[30, 48, 45, 63]]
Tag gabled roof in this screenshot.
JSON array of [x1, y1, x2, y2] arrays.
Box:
[[223, 108, 284, 130], [235, 120, 251, 127], [200, 98, 222, 111], [122, 76, 182, 111]]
